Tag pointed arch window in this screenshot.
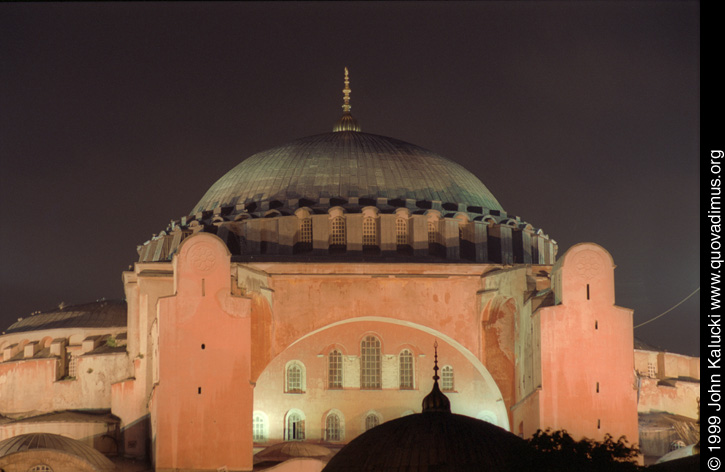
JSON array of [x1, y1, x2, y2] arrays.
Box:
[[328, 350, 343, 389], [325, 412, 343, 442], [441, 365, 454, 391], [399, 350, 414, 389], [361, 336, 381, 389]]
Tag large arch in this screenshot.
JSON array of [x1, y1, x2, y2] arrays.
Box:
[[256, 316, 510, 432]]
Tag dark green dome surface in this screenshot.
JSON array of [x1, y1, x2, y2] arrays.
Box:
[[322, 411, 533, 472], [192, 131, 504, 215]]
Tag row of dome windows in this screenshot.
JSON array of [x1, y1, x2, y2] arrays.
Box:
[[294, 215, 460, 255], [142, 206, 555, 264], [285, 336, 454, 392]]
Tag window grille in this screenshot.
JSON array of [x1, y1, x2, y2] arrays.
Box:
[[647, 362, 657, 379], [68, 354, 78, 378], [441, 365, 454, 391], [428, 219, 438, 255], [286, 413, 305, 440], [365, 413, 380, 431], [428, 220, 437, 244], [299, 218, 312, 244], [363, 217, 378, 247], [253, 414, 267, 442], [325, 413, 342, 441], [399, 350, 414, 389], [330, 216, 346, 246], [396, 218, 408, 246], [287, 363, 303, 393], [361, 336, 381, 389], [328, 350, 343, 389]]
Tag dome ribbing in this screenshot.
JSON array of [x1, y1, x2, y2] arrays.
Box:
[[191, 131, 504, 215]]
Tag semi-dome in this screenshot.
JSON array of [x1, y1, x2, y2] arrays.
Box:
[[191, 131, 504, 216]]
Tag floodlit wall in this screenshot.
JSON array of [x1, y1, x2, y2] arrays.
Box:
[[0, 351, 129, 415], [153, 233, 253, 472], [253, 319, 508, 444], [536, 243, 639, 444]]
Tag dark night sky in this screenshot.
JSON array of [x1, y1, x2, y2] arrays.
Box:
[[0, 2, 699, 355]]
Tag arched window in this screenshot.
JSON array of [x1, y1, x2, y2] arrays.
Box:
[[362, 216, 378, 248], [399, 350, 414, 389], [294, 217, 313, 253], [286, 361, 305, 393], [28, 466, 53, 472], [396, 217, 408, 246], [325, 412, 343, 442], [253, 412, 268, 442], [286, 410, 305, 440], [330, 216, 346, 250], [364, 412, 380, 431], [441, 365, 454, 391], [328, 350, 343, 389], [428, 219, 438, 255], [361, 336, 381, 389]]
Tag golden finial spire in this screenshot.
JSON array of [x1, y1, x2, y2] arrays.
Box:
[[333, 67, 361, 132], [433, 340, 440, 381], [342, 67, 352, 113], [422, 340, 451, 413]]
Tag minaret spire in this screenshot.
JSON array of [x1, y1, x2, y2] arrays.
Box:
[[342, 67, 352, 113], [433, 340, 440, 382], [333, 67, 361, 132], [421, 340, 451, 413]]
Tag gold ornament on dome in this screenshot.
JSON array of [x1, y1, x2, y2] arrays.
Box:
[[333, 67, 361, 132]]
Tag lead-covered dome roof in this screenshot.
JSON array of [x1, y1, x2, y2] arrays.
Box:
[[322, 412, 533, 471], [191, 131, 504, 216]]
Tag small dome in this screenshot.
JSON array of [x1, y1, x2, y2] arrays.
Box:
[[322, 412, 532, 472], [0, 433, 116, 471], [5, 300, 127, 334]]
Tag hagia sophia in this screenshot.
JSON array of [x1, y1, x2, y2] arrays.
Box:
[[0, 71, 699, 471]]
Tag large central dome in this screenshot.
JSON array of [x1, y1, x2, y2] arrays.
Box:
[[137, 69, 557, 267], [191, 131, 504, 216]]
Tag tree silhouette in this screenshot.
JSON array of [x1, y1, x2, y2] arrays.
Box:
[[528, 429, 640, 472]]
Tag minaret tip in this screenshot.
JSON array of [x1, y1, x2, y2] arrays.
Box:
[[333, 67, 361, 132]]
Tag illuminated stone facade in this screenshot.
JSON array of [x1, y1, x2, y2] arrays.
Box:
[[0, 109, 697, 470]]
